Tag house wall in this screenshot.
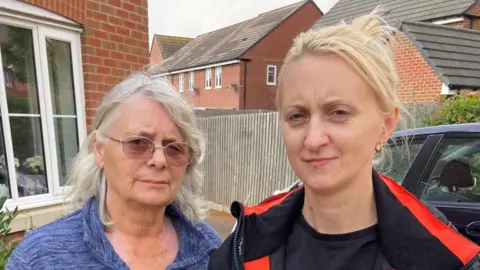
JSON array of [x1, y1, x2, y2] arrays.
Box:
[[169, 63, 242, 109], [242, 1, 322, 109], [149, 38, 164, 65], [25, 0, 150, 130], [8, 0, 149, 234], [394, 32, 443, 103]]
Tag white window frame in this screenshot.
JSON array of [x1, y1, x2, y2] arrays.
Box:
[[179, 73, 184, 92], [0, 12, 85, 211], [188, 71, 194, 91], [205, 68, 212, 90], [215, 67, 222, 89], [267, 65, 277, 86]]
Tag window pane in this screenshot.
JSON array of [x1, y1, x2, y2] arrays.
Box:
[[9, 116, 47, 197], [46, 39, 76, 115], [0, 113, 11, 199], [377, 139, 425, 184], [54, 118, 78, 186], [421, 138, 480, 203], [0, 24, 40, 114]]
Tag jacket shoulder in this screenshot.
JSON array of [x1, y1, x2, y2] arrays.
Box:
[[208, 233, 234, 270]]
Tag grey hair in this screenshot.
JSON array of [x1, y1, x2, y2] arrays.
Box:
[[65, 72, 207, 226]]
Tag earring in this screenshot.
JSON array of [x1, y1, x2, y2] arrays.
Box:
[[375, 143, 383, 153]]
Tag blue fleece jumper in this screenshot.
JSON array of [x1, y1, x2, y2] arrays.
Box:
[[7, 198, 221, 269]]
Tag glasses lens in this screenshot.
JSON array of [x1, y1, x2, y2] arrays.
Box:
[[165, 142, 193, 166], [123, 137, 153, 158]]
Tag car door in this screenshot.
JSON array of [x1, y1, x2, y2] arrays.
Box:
[[411, 133, 480, 244]]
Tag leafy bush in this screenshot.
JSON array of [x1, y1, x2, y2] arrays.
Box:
[[425, 92, 480, 126], [0, 196, 18, 269]]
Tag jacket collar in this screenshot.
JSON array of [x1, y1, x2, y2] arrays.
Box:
[[229, 170, 477, 270], [82, 197, 218, 269]]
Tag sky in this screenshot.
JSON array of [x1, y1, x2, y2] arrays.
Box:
[[148, 0, 339, 47]]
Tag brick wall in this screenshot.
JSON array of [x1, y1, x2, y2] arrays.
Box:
[[25, 0, 150, 129], [242, 2, 322, 109], [466, 1, 480, 30], [467, 1, 480, 16], [24, 0, 84, 24], [150, 38, 164, 65], [394, 32, 443, 103], [169, 64, 242, 109]]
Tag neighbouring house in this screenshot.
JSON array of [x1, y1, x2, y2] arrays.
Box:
[[153, 0, 323, 110], [312, 0, 480, 104], [150, 34, 193, 65], [0, 0, 149, 234]]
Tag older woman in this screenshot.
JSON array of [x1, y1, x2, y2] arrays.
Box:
[[7, 73, 221, 269], [209, 12, 480, 270]]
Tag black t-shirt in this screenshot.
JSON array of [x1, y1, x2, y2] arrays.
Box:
[[285, 214, 384, 270]]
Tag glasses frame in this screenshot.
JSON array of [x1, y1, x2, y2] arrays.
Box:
[[107, 135, 193, 166]]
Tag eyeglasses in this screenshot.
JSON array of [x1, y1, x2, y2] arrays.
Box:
[[108, 135, 193, 166]]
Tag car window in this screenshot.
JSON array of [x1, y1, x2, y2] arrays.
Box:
[[420, 137, 480, 203], [377, 138, 426, 184]]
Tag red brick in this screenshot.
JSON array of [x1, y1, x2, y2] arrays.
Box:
[[125, 54, 138, 63], [104, 58, 117, 67], [129, 12, 141, 22], [122, 2, 136, 12], [124, 37, 137, 46], [110, 33, 124, 43], [92, 29, 108, 40], [123, 20, 136, 29], [115, 8, 129, 19], [108, 0, 122, 7], [86, 1, 99, 11], [129, 0, 143, 6], [88, 74, 103, 83], [117, 26, 130, 36], [110, 51, 125, 60], [100, 23, 116, 34], [88, 56, 102, 65], [100, 3, 115, 14], [86, 37, 101, 47], [95, 48, 109, 58], [85, 18, 101, 29]]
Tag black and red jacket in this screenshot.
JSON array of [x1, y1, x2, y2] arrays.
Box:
[[208, 171, 480, 270]]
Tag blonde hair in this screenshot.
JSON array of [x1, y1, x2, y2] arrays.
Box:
[[277, 8, 413, 167], [66, 72, 207, 227]]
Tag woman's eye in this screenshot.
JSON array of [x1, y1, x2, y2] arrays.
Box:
[[333, 110, 348, 116], [130, 138, 147, 145], [287, 113, 306, 121]]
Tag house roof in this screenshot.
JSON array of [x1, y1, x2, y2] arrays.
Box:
[[154, 0, 316, 73], [152, 35, 193, 59], [400, 21, 480, 90], [312, 0, 476, 29]]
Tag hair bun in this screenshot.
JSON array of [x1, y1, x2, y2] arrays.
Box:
[[350, 6, 396, 42]]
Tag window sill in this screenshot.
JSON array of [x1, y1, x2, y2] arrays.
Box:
[[214, 87, 222, 89], [4, 193, 67, 212], [5, 195, 70, 233], [267, 83, 276, 86]]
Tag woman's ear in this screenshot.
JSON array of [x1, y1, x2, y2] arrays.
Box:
[[382, 107, 399, 142], [93, 133, 105, 169]]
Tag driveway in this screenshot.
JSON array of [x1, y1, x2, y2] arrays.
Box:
[[206, 210, 235, 240]]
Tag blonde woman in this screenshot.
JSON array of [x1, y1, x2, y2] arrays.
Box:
[[209, 11, 480, 270], [8, 73, 221, 269]]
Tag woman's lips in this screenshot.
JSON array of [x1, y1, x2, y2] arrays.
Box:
[[304, 157, 336, 168]]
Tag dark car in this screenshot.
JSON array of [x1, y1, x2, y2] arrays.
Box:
[[379, 123, 480, 244], [276, 123, 480, 244]]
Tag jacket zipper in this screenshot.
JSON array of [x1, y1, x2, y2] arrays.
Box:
[[232, 204, 244, 270]]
